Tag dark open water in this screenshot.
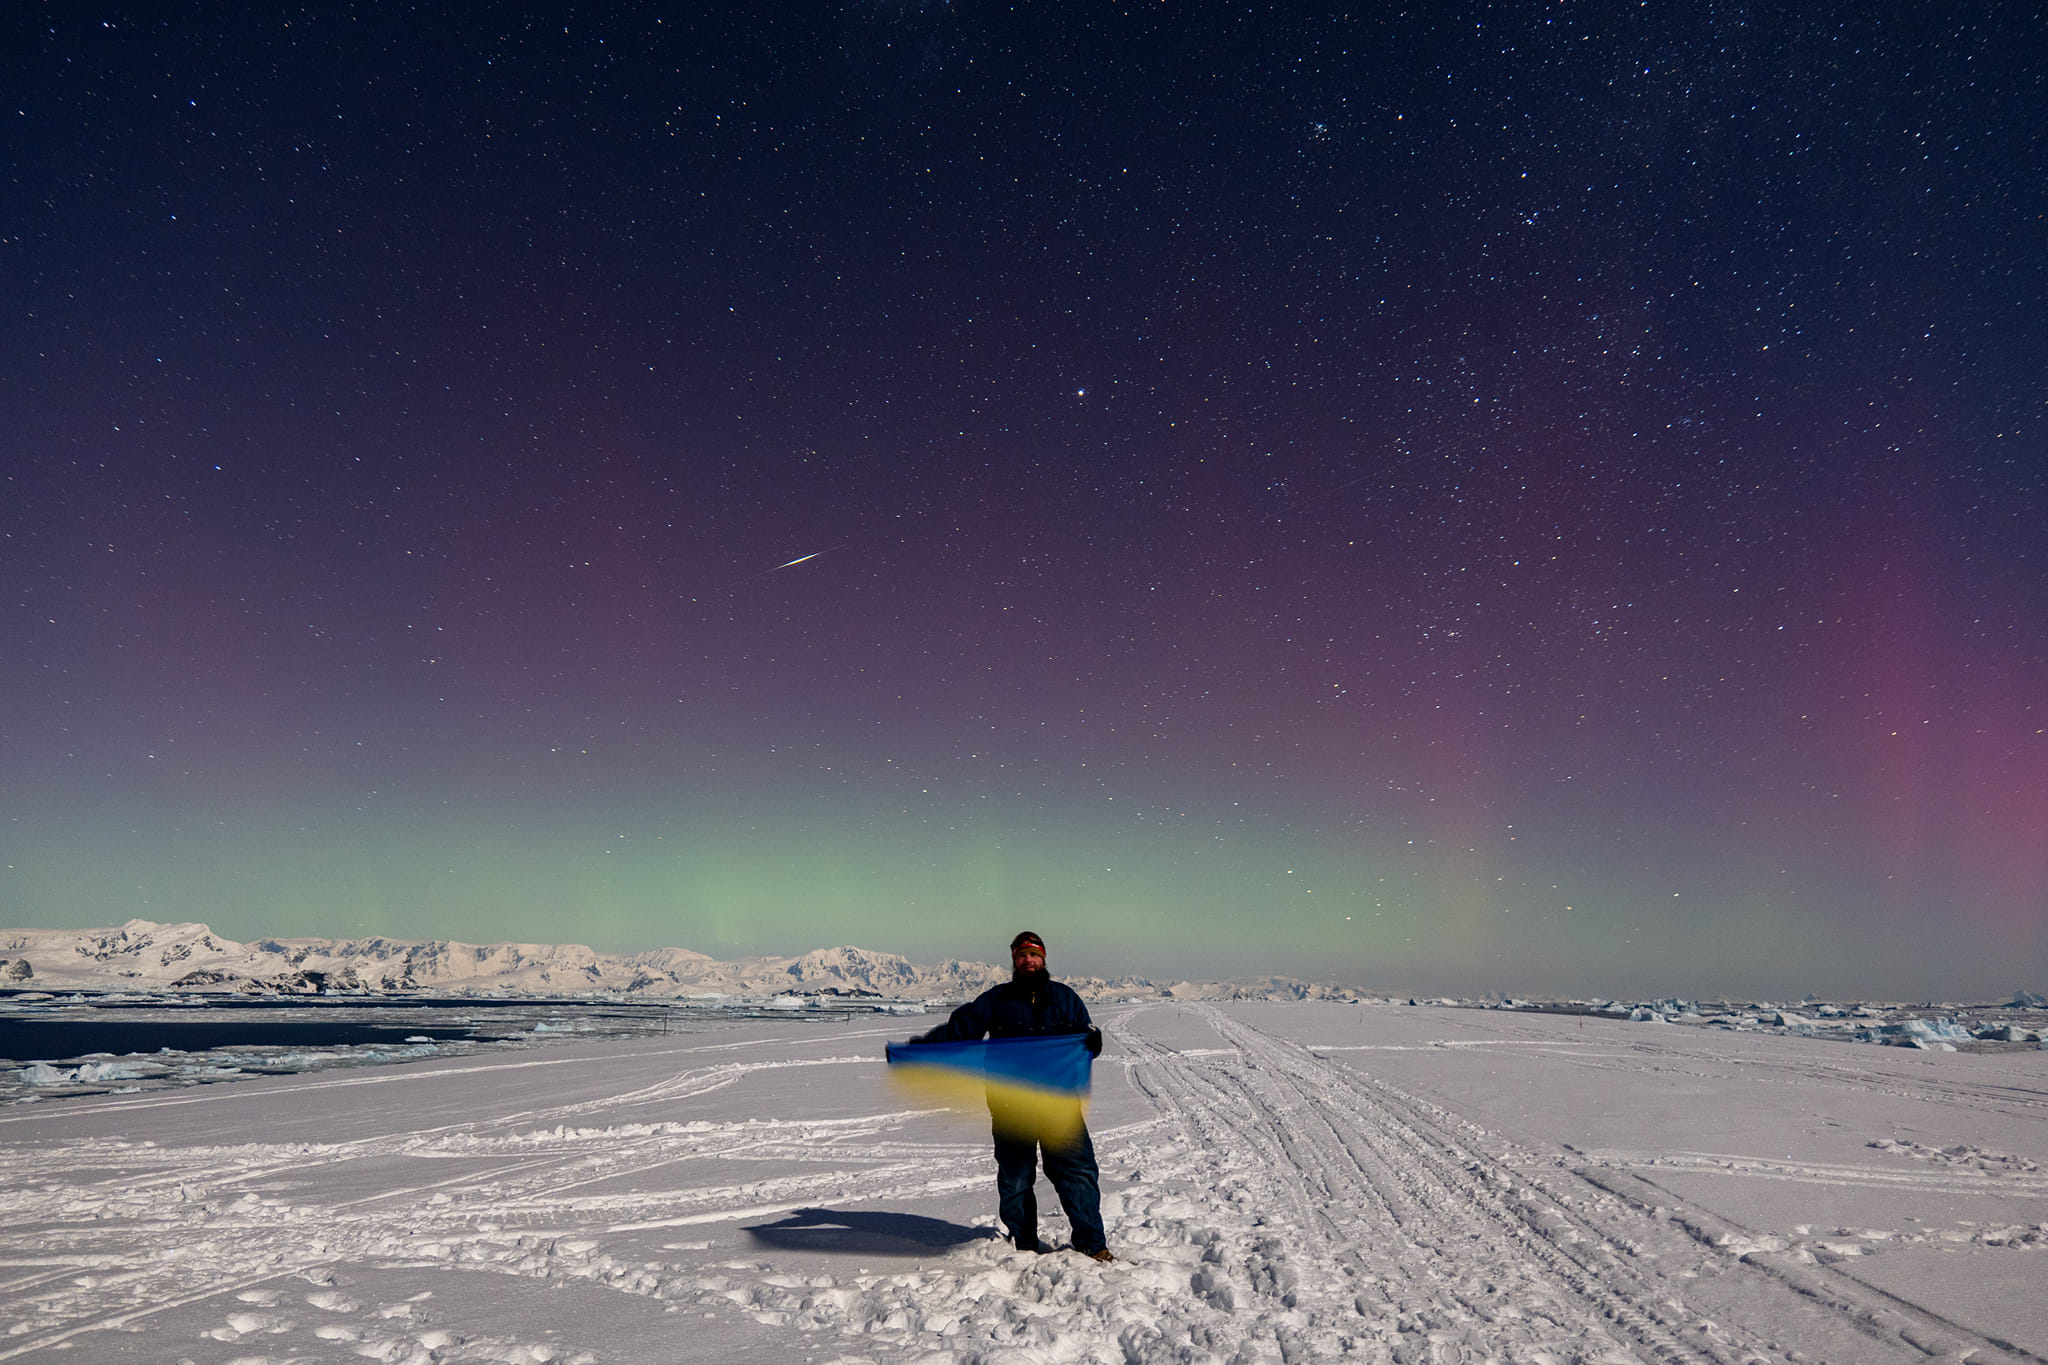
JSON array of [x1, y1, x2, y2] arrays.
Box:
[[0, 1018, 495, 1061], [0, 994, 891, 1066], [0, 995, 665, 1063]]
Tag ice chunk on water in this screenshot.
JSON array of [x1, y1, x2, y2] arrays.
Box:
[[1885, 1018, 1974, 1043]]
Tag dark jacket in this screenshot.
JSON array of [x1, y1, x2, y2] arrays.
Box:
[[915, 974, 1097, 1046]]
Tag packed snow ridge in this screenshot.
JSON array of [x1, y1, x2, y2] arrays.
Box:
[[0, 920, 1369, 1004]]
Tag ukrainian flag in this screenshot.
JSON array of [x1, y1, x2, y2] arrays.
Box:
[[885, 1034, 1093, 1148]]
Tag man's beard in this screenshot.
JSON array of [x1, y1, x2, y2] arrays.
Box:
[[1012, 963, 1049, 986]]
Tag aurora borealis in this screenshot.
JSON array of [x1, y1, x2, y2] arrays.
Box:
[[4, 4, 2044, 997]]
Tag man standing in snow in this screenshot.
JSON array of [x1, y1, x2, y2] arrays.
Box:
[[909, 931, 1113, 1261]]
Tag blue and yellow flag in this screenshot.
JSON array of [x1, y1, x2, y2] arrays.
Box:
[[885, 1034, 1093, 1148]]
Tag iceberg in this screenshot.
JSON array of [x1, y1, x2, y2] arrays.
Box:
[[1864, 1018, 1975, 1049]]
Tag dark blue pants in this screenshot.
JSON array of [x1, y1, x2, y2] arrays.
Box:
[[992, 1120, 1105, 1254]]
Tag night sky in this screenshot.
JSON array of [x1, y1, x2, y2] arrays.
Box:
[[6, 4, 2045, 999]]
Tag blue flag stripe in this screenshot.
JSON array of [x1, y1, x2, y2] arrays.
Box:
[[884, 1033, 1093, 1096]]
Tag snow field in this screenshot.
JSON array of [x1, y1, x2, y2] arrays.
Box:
[[1, 1003, 2044, 1363]]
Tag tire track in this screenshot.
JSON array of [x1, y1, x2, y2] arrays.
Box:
[[1509, 1031, 2048, 1123], [1140, 1004, 2042, 1365], [1123, 1004, 1741, 1362]]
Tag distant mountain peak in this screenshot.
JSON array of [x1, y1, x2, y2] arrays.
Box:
[[0, 919, 1364, 1003]]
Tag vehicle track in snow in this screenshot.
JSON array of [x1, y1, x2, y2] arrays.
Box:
[[1116, 1003, 2043, 1365], [1116, 1003, 1750, 1363], [1485, 1030, 2048, 1126]]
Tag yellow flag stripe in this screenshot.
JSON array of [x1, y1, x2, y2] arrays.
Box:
[[888, 1062, 1089, 1147]]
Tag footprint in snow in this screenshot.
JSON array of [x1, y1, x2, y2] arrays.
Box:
[[206, 1308, 293, 1339]]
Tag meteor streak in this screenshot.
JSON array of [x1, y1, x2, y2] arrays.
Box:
[[711, 543, 845, 595]]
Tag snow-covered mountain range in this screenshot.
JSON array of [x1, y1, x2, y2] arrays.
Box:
[[0, 919, 1364, 1002]]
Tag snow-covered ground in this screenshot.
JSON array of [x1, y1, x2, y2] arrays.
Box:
[[2, 1001, 2045, 1364]]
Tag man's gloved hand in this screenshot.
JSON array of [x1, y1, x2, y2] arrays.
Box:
[[1085, 1027, 1104, 1057]]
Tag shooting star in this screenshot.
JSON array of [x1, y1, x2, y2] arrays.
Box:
[[707, 542, 846, 596]]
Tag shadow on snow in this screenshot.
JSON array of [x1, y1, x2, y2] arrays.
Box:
[[741, 1207, 997, 1257]]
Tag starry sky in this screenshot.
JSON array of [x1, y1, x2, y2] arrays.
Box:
[[5, 3, 2045, 999]]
